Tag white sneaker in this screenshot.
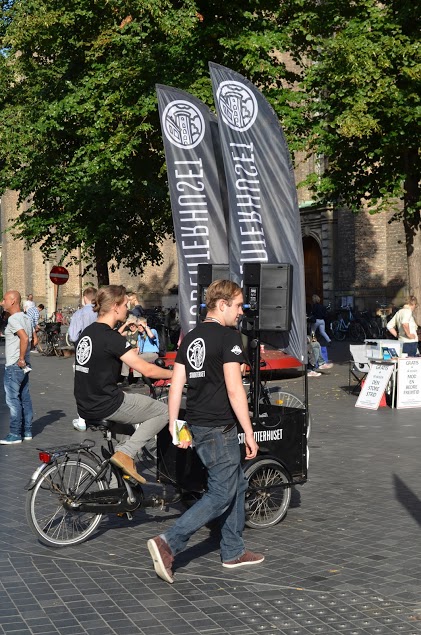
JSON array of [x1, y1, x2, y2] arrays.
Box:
[[73, 418, 87, 431], [308, 370, 321, 377]]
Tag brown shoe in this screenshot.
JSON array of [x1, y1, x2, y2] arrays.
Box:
[[147, 536, 174, 583], [222, 549, 265, 568], [110, 451, 146, 484]]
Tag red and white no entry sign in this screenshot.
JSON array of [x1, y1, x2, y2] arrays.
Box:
[[49, 265, 69, 286]]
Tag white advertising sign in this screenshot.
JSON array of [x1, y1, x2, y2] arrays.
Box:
[[396, 357, 421, 408], [355, 362, 394, 410]]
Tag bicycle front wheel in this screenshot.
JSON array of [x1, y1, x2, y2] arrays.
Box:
[[26, 459, 106, 548], [52, 333, 64, 357], [244, 459, 291, 528], [331, 320, 345, 341], [349, 322, 366, 343]]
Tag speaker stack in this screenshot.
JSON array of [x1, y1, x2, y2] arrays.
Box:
[[243, 263, 293, 331]]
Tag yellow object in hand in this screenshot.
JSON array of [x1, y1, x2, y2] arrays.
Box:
[[178, 426, 192, 442]]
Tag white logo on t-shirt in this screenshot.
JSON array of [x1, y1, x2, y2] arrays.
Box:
[[76, 336, 92, 365], [231, 345, 242, 355], [187, 338, 205, 370]]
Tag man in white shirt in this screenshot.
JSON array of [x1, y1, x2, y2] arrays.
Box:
[[1, 290, 35, 444], [23, 294, 35, 312], [387, 295, 418, 356]]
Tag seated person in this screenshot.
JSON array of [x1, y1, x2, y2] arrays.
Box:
[[307, 336, 333, 377], [137, 317, 160, 364], [74, 285, 172, 484], [118, 315, 141, 386]]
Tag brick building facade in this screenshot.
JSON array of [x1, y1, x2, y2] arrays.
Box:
[[1, 179, 409, 316], [294, 150, 408, 312], [0, 189, 179, 315]]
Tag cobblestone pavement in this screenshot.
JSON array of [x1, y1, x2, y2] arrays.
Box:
[[1, 341, 421, 635]]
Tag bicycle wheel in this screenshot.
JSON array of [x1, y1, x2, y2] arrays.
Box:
[[36, 331, 53, 355], [349, 322, 366, 342], [269, 390, 312, 439], [367, 319, 381, 338], [65, 331, 74, 348], [244, 459, 291, 528], [331, 320, 345, 341], [52, 333, 64, 357], [26, 459, 106, 547]]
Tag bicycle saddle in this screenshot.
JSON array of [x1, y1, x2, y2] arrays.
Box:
[[85, 419, 136, 436]]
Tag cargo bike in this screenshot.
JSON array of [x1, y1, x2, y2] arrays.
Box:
[[25, 340, 308, 548]]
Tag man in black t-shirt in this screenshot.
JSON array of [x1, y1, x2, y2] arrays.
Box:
[[147, 280, 264, 583], [74, 285, 172, 485]]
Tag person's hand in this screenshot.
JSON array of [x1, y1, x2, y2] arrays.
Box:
[[17, 359, 26, 368], [244, 432, 258, 459], [177, 438, 192, 450]]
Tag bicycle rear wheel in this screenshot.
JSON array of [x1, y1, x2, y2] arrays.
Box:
[[37, 331, 53, 355], [269, 390, 312, 439], [26, 459, 106, 547], [331, 320, 345, 341]]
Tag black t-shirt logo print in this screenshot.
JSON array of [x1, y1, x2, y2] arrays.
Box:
[[187, 338, 205, 370], [76, 336, 92, 365]]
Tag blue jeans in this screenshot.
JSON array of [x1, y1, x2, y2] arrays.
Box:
[[164, 425, 248, 563], [4, 364, 33, 437]]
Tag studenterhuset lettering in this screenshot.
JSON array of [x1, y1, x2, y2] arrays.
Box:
[[174, 158, 211, 329], [229, 142, 268, 266]]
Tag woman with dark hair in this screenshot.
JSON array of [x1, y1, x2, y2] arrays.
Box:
[[74, 285, 172, 484]]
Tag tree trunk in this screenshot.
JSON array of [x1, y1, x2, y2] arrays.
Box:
[[403, 169, 421, 322], [94, 243, 110, 286]]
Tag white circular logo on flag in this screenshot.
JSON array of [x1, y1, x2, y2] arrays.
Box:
[[216, 81, 258, 132], [76, 336, 92, 365], [162, 100, 205, 149], [187, 338, 206, 370]]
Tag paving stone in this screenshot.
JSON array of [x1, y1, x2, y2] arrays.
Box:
[[1, 342, 421, 635]]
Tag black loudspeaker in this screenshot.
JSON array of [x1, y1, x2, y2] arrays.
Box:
[[197, 264, 230, 322], [243, 263, 292, 331]]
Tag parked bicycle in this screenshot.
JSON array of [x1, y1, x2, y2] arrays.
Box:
[[376, 302, 393, 338], [36, 321, 64, 357], [330, 306, 366, 342], [356, 309, 381, 338]]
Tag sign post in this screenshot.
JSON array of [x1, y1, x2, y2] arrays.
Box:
[[49, 266, 69, 318]]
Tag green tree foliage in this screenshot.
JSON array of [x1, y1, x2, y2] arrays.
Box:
[[0, 0, 301, 284], [281, 0, 421, 295], [2, 1, 419, 295]]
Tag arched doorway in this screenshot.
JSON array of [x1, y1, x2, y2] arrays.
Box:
[[303, 236, 322, 307]]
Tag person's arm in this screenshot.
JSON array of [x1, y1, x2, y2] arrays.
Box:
[[68, 313, 81, 342], [120, 347, 172, 380], [168, 362, 188, 445], [402, 322, 416, 339], [387, 325, 398, 338], [144, 324, 156, 340], [118, 321, 130, 334], [15, 329, 29, 367], [224, 361, 258, 459]]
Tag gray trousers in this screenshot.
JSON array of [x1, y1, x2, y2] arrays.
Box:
[[121, 352, 158, 378], [109, 392, 168, 459]]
